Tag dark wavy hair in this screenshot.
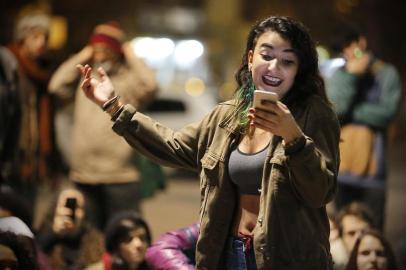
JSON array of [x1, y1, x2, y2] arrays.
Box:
[[346, 229, 398, 270], [0, 231, 39, 270], [104, 211, 152, 270], [233, 15, 329, 129]]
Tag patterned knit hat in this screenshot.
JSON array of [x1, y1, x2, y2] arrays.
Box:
[[89, 21, 125, 53], [14, 13, 50, 42]]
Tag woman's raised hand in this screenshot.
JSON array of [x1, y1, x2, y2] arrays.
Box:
[[77, 64, 116, 108]]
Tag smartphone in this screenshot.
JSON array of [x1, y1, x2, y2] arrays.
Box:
[[253, 90, 279, 110], [65, 197, 77, 221]]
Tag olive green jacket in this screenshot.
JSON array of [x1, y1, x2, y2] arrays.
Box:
[[112, 94, 340, 270]]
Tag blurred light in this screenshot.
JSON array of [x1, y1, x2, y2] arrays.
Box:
[[48, 16, 67, 50], [316, 45, 330, 64], [165, 7, 201, 34], [175, 40, 204, 69], [131, 37, 174, 64], [185, 77, 205, 96]]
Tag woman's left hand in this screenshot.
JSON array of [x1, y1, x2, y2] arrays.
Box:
[[249, 101, 303, 143]]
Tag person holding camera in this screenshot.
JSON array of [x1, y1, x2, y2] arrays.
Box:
[[49, 21, 160, 230], [37, 188, 104, 270], [78, 16, 340, 269]]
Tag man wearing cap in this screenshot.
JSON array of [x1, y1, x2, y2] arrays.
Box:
[[49, 21, 158, 229]]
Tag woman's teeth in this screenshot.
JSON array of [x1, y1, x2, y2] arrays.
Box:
[[263, 75, 282, 87]]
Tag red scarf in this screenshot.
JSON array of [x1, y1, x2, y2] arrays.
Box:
[[7, 43, 53, 182]]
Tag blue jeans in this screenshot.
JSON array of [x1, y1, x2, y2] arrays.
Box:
[[226, 236, 257, 270]]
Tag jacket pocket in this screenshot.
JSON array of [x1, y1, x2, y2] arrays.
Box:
[[199, 151, 220, 224]]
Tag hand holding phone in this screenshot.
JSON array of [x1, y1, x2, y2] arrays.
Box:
[[253, 90, 279, 110]]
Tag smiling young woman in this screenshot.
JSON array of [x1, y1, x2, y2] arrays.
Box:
[[78, 16, 340, 270]]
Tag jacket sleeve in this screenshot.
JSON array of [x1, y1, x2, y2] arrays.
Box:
[[326, 68, 357, 117], [352, 64, 401, 128], [145, 223, 199, 270], [112, 104, 218, 171], [48, 52, 85, 100], [286, 102, 340, 208]]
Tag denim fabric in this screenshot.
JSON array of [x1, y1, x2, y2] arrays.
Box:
[[226, 237, 257, 270]]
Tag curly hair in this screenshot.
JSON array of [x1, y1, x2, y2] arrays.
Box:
[[233, 15, 329, 131]]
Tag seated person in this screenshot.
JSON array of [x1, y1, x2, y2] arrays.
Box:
[[330, 202, 374, 270], [145, 223, 199, 270], [0, 217, 39, 269], [328, 213, 347, 270], [86, 211, 152, 270], [37, 188, 104, 269], [345, 229, 398, 270], [335, 202, 375, 264]]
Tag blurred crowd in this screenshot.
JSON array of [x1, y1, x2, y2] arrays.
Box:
[[0, 7, 404, 270]]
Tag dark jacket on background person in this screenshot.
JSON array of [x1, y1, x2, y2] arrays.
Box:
[[0, 46, 21, 183], [326, 58, 401, 188], [38, 223, 104, 270], [145, 223, 199, 270], [6, 43, 56, 184], [111, 93, 340, 270]]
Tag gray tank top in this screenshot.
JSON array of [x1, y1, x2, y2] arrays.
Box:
[[228, 143, 269, 195]]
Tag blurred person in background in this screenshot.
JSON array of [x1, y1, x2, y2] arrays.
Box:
[[0, 216, 51, 270], [37, 188, 104, 270], [331, 202, 375, 269], [325, 22, 402, 231], [328, 211, 348, 270], [2, 10, 59, 214], [48, 21, 160, 230], [0, 46, 21, 187], [145, 223, 199, 270], [86, 211, 152, 270], [78, 15, 340, 269], [0, 230, 39, 270], [345, 229, 398, 270]]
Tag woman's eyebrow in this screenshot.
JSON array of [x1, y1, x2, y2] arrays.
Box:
[[260, 43, 295, 53]]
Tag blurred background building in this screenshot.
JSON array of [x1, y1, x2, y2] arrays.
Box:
[[1, 0, 405, 248]]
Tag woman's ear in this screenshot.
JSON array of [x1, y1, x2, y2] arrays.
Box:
[[248, 50, 253, 71]]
